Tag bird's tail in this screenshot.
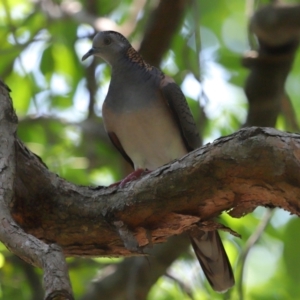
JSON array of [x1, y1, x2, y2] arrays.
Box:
[[190, 230, 234, 292]]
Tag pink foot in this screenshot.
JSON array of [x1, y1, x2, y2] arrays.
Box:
[[109, 169, 151, 188]]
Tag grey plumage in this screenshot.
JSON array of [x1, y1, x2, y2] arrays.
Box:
[[82, 31, 234, 292]]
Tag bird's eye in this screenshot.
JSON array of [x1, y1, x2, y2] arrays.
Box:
[[103, 37, 112, 45]]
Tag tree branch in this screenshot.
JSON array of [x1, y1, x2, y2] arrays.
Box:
[[243, 3, 300, 128], [12, 124, 300, 257], [250, 4, 300, 47], [0, 83, 73, 300], [236, 208, 275, 300], [139, 0, 190, 66]]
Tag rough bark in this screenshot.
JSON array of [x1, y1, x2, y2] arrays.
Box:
[[0, 83, 73, 300], [11, 124, 300, 256]]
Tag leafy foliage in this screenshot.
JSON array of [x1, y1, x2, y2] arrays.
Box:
[[0, 0, 300, 299]]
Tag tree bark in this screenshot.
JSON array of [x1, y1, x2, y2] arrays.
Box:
[[0, 83, 73, 300], [11, 122, 300, 257]]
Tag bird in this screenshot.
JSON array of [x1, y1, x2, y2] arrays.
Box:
[[82, 30, 234, 292]]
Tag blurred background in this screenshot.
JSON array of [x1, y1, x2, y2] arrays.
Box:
[[1, 0, 300, 299]]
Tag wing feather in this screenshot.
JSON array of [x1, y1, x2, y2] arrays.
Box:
[[107, 131, 134, 168], [160, 75, 201, 151]]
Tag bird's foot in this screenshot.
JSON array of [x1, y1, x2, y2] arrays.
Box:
[[110, 169, 150, 188]]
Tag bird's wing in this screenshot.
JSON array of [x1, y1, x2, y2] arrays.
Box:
[[107, 131, 134, 168], [161, 74, 234, 292], [160, 75, 201, 151]]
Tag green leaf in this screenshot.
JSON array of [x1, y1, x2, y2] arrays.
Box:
[[40, 45, 54, 78]]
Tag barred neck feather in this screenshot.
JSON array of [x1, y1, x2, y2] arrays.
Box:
[[126, 47, 153, 72]]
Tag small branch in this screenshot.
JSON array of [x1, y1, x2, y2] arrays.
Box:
[[236, 209, 274, 300], [165, 272, 194, 300], [43, 244, 74, 300]]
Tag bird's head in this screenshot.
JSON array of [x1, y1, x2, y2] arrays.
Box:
[[82, 31, 131, 65]]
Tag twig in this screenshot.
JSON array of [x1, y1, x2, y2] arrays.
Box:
[[236, 208, 275, 300], [165, 272, 194, 300]]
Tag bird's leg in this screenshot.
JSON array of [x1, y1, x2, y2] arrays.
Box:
[[110, 169, 151, 188]]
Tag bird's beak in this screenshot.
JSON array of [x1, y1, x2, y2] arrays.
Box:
[[82, 48, 96, 61]]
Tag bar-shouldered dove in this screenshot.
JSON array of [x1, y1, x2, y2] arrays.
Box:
[[82, 31, 234, 292]]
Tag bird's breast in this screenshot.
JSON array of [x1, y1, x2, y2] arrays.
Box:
[[103, 97, 187, 170]]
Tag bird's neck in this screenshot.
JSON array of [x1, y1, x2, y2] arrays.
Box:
[[125, 47, 153, 71], [106, 49, 161, 110], [110, 47, 153, 75]]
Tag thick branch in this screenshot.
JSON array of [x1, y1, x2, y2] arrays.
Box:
[[250, 4, 300, 47], [139, 0, 190, 66], [13, 126, 300, 257], [243, 4, 300, 127], [0, 83, 73, 300]]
